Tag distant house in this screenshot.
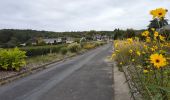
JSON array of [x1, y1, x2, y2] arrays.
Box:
[[20, 43, 26, 46], [26, 38, 37, 46], [93, 34, 102, 41], [32, 42, 37, 45], [93, 35, 109, 41]]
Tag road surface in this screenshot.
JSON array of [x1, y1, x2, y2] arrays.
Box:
[[0, 43, 113, 100]]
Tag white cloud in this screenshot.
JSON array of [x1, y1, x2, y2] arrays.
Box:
[[0, 0, 170, 31]]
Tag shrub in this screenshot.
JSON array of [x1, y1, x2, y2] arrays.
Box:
[[94, 41, 105, 46], [83, 43, 96, 49], [21, 44, 66, 57], [60, 47, 68, 55], [68, 43, 81, 53], [0, 48, 26, 71], [82, 41, 106, 50]]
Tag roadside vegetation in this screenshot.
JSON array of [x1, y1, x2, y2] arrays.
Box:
[[112, 8, 170, 99], [20, 44, 67, 57]]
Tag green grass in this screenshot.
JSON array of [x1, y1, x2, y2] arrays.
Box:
[[26, 52, 76, 66]]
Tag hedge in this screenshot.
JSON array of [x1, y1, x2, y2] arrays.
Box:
[[20, 44, 67, 57]]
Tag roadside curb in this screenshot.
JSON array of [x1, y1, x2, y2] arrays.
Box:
[[122, 66, 143, 100], [113, 62, 132, 100]]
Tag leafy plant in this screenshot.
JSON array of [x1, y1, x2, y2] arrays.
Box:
[[60, 47, 68, 55], [68, 43, 81, 53], [21, 44, 67, 56], [83, 43, 96, 49], [0, 48, 26, 71]]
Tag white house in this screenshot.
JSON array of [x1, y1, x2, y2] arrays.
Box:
[[20, 43, 26, 46], [43, 38, 62, 44]]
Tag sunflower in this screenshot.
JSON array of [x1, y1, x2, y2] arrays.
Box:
[[143, 45, 148, 50], [136, 51, 141, 56], [129, 49, 133, 54], [127, 38, 133, 43], [150, 8, 168, 19], [146, 37, 151, 43], [155, 8, 167, 18], [159, 35, 165, 41], [151, 28, 155, 31], [143, 69, 149, 73], [114, 43, 118, 48], [142, 31, 149, 37], [150, 10, 157, 18], [111, 53, 116, 59], [150, 53, 167, 69], [153, 46, 158, 50], [154, 31, 159, 37]]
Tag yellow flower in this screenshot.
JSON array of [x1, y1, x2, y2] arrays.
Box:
[[135, 37, 139, 41], [111, 53, 116, 59], [114, 43, 118, 48], [143, 69, 149, 73], [150, 53, 167, 69], [127, 38, 133, 43], [129, 49, 133, 54], [160, 44, 164, 47], [132, 59, 135, 62], [146, 37, 151, 43], [154, 31, 159, 37], [115, 50, 119, 53], [150, 48, 155, 52], [142, 51, 146, 54], [150, 8, 168, 19], [120, 62, 123, 65], [144, 45, 148, 49], [150, 10, 157, 18], [159, 35, 165, 41], [151, 28, 155, 31], [141, 31, 149, 37], [136, 51, 141, 56], [153, 46, 158, 50], [155, 8, 167, 18]]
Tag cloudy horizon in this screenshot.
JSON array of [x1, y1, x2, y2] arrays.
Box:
[[0, 0, 170, 32]]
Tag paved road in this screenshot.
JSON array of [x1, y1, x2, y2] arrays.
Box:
[[0, 43, 113, 100]]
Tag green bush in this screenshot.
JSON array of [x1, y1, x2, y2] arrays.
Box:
[[68, 43, 81, 53], [21, 44, 67, 57], [0, 48, 26, 71], [93, 42, 102, 47], [60, 47, 68, 55]]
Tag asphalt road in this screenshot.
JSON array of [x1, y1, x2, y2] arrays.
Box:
[[0, 43, 114, 100]]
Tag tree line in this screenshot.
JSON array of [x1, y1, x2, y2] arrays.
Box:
[[0, 28, 152, 48]]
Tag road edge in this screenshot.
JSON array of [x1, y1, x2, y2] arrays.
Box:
[[113, 62, 132, 100]]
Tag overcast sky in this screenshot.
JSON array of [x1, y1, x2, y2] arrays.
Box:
[[0, 0, 170, 32]]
